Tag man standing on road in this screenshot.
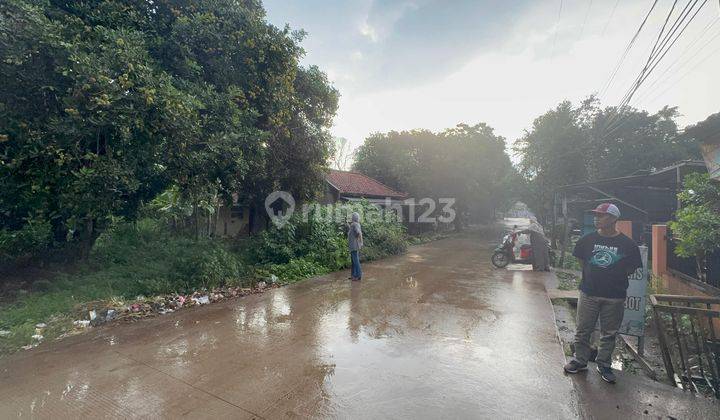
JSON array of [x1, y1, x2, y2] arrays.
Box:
[[563, 203, 642, 384], [522, 217, 550, 271], [348, 211, 363, 281]]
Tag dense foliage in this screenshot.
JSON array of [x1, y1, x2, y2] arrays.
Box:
[[353, 123, 517, 229], [515, 98, 702, 222], [0, 0, 338, 260], [670, 173, 720, 281], [249, 201, 408, 278], [685, 112, 720, 146]]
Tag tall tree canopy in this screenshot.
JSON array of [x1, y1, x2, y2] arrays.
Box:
[[0, 0, 338, 256], [514, 97, 702, 222], [353, 123, 516, 228], [514, 101, 588, 223]]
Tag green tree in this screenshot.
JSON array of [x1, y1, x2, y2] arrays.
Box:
[[353, 124, 515, 229], [585, 104, 701, 180], [669, 173, 720, 282], [514, 101, 588, 223], [0, 0, 338, 259], [514, 98, 702, 223]]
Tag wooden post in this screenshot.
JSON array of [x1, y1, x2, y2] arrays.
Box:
[[676, 166, 682, 212], [552, 191, 558, 249], [652, 304, 677, 384], [616, 220, 632, 238], [559, 194, 569, 267], [652, 225, 668, 276]]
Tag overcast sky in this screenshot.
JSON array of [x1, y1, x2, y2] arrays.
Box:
[[262, 0, 720, 158]]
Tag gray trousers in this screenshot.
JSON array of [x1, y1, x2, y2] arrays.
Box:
[[573, 291, 625, 368]]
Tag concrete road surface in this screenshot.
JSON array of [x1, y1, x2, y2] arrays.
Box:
[[0, 234, 579, 418]]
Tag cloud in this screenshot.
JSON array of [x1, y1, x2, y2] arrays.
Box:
[[359, 21, 379, 42], [262, 0, 719, 160], [361, 0, 535, 89], [264, 0, 539, 92]]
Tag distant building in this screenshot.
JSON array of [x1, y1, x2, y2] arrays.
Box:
[[322, 169, 408, 206], [554, 160, 708, 244], [214, 170, 410, 238]]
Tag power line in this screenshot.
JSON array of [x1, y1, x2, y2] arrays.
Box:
[[637, 0, 707, 84], [580, 0, 594, 39], [599, 0, 661, 99], [633, 16, 719, 107], [603, 0, 710, 135], [551, 0, 564, 54], [614, 0, 681, 110], [609, 0, 708, 127], [602, 0, 681, 133], [602, 0, 621, 36], [639, 15, 718, 91], [633, 0, 713, 90], [642, 30, 720, 106]]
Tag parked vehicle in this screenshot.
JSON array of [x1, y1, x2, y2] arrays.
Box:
[[491, 230, 533, 268]]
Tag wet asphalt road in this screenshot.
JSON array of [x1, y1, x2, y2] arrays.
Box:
[[0, 233, 579, 419]]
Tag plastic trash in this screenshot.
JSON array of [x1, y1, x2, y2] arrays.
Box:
[[89, 310, 97, 320], [192, 295, 210, 305], [73, 320, 91, 328], [31, 334, 43, 341], [106, 309, 117, 320], [257, 281, 267, 290], [35, 323, 47, 329]]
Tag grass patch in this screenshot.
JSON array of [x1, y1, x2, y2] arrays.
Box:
[[0, 201, 411, 356], [556, 271, 580, 291], [0, 219, 250, 355]]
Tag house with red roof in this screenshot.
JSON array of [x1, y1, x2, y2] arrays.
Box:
[[214, 169, 411, 238], [323, 169, 408, 205]]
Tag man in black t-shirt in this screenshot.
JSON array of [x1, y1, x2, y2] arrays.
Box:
[[562, 203, 642, 384]]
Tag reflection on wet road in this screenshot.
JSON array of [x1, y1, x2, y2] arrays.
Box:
[[0, 235, 578, 418]]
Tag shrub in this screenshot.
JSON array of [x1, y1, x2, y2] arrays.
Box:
[[267, 258, 329, 283], [176, 246, 243, 290], [89, 219, 245, 295], [670, 173, 720, 281], [247, 200, 409, 267], [0, 218, 52, 264], [247, 223, 297, 265]]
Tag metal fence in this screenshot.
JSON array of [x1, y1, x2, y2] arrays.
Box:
[[651, 295, 720, 398]]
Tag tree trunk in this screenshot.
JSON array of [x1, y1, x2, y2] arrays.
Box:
[[194, 205, 199, 240], [77, 217, 101, 260]]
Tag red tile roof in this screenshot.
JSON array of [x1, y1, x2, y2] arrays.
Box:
[[326, 170, 408, 199]]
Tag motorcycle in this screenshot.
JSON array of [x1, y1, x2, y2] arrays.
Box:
[[491, 231, 534, 268]]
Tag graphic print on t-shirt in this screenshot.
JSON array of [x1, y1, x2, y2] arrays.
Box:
[[589, 244, 623, 268]]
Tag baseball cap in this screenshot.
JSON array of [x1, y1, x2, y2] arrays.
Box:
[[591, 203, 620, 218]]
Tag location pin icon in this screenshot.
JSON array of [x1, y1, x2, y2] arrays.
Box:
[[265, 191, 295, 228]]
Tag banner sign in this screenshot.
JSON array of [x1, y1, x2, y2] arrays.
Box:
[[619, 245, 649, 337]]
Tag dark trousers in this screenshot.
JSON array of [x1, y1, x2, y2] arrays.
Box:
[[350, 250, 362, 279]]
